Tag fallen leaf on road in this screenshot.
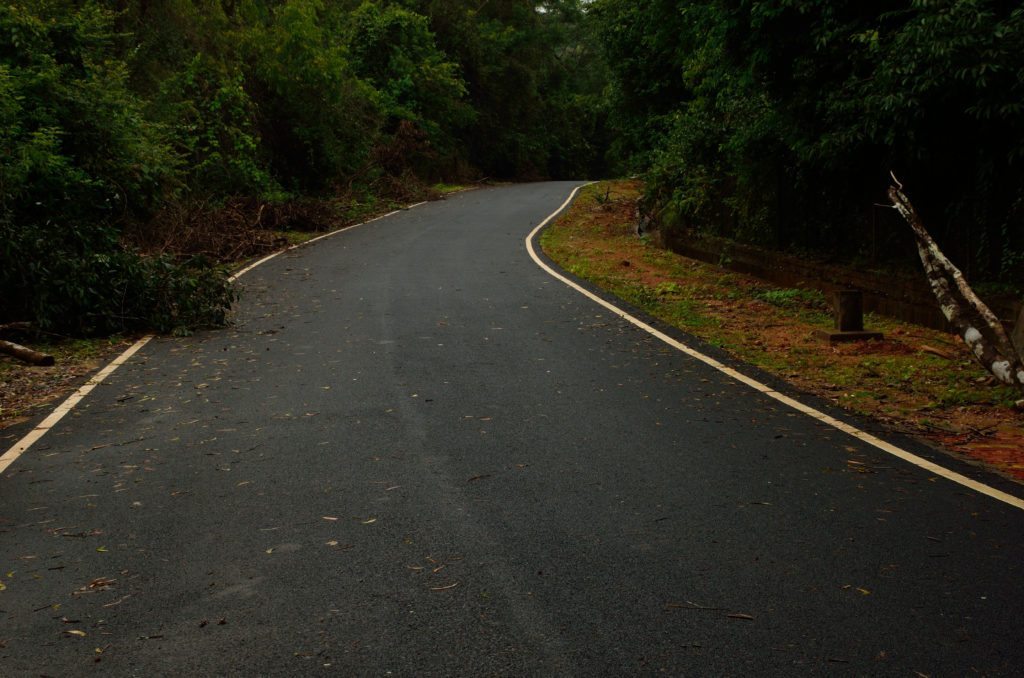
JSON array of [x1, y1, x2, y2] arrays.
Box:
[[66, 630, 87, 637], [727, 613, 754, 620], [102, 595, 131, 608], [430, 583, 459, 591], [96, 547, 108, 553], [322, 516, 338, 521], [665, 601, 723, 611], [361, 518, 377, 524], [265, 548, 274, 555], [468, 474, 491, 482]]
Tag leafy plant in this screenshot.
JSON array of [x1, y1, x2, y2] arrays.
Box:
[[754, 288, 829, 311]]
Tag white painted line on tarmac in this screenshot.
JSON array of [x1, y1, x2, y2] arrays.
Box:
[[0, 337, 153, 475], [527, 184, 1024, 512], [228, 209, 403, 282], [1, 202, 424, 477]]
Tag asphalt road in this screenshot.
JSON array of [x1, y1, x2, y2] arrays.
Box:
[[2, 182, 1023, 676]]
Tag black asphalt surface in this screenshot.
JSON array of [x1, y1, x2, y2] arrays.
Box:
[[2, 182, 1024, 676]]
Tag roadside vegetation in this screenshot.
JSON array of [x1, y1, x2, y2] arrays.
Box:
[[596, 1, 1024, 294], [543, 182, 1024, 479]]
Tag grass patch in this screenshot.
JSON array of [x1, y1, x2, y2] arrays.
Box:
[[432, 183, 469, 195]]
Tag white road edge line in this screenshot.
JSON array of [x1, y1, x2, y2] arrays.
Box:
[[526, 183, 1024, 512], [1, 204, 419, 477]]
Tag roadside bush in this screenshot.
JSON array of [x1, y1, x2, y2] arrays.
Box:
[[1, 217, 234, 335], [0, 2, 234, 334]]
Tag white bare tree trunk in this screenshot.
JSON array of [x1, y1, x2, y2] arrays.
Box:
[[888, 181, 1024, 394]]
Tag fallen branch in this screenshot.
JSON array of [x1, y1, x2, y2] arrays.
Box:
[[919, 344, 955, 360], [888, 177, 1024, 393], [0, 338, 54, 366]]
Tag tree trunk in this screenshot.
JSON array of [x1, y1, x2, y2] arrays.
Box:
[[888, 182, 1024, 393], [0, 339, 54, 366], [1012, 303, 1024, 359]]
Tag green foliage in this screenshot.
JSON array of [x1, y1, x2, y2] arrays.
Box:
[[754, 288, 829, 311], [1, 217, 234, 334], [597, 0, 1024, 282], [345, 2, 472, 153], [159, 54, 273, 197], [243, 0, 382, 189], [0, 1, 233, 335]]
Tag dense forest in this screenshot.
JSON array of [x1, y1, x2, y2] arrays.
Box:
[[2, 0, 1022, 336], [597, 0, 1024, 291]]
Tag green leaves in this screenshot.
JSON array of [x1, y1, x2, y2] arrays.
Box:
[[602, 0, 1024, 285]]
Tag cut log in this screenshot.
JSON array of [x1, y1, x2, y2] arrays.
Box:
[[889, 179, 1024, 393], [0, 339, 54, 366]]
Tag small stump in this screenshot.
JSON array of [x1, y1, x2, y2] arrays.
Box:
[[815, 290, 883, 344]]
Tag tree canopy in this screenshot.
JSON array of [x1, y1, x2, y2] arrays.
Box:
[[595, 0, 1024, 286]]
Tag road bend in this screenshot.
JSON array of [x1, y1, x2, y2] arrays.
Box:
[[2, 182, 1023, 675]]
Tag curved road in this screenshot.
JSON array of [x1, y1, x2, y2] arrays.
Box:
[[2, 182, 1023, 675]]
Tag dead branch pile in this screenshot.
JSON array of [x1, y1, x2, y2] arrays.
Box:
[[123, 198, 339, 262]]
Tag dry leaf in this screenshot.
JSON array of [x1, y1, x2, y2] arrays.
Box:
[[361, 518, 377, 524], [727, 613, 754, 620], [430, 583, 459, 591], [322, 516, 338, 521], [66, 630, 87, 637]]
